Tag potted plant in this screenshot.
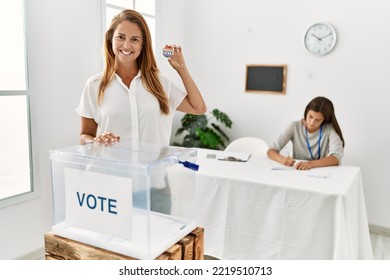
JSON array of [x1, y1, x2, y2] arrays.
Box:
[[173, 109, 232, 150]]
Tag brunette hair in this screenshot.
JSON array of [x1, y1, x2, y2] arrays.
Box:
[[98, 9, 169, 114], [304, 96, 345, 147]]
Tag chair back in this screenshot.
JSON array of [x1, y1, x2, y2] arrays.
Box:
[[225, 137, 269, 157]]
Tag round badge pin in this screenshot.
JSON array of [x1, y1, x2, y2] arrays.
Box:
[[162, 47, 174, 58]]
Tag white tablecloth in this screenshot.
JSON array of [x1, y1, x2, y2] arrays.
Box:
[[167, 148, 373, 260]]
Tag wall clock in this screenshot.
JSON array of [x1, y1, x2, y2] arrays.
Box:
[[304, 23, 337, 56]]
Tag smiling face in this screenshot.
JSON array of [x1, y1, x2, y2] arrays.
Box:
[[112, 21, 143, 66], [305, 110, 324, 133]]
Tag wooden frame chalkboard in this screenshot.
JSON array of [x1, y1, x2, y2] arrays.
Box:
[[245, 64, 287, 94]]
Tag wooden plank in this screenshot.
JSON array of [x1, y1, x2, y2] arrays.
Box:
[[190, 227, 205, 260], [178, 235, 194, 260], [44, 233, 136, 260], [45, 255, 63, 260], [154, 254, 169, 260], [161, 244, 182, 260]]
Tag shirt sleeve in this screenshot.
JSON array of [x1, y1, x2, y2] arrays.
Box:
[[327, 126, 344, 162], [169, 81, 186, 110], [159, 74, 186, 110], [269, 121, 295, 152], [75, 76, 98, 119]]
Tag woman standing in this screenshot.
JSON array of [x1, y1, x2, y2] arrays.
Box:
[[76, 9, 206, 146]]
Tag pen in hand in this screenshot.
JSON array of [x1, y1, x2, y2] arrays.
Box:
[[286, 150, 295, 166]]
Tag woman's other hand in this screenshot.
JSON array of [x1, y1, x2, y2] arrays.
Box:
[[94, 132, 120, 144], [295, 160, 312, 170]]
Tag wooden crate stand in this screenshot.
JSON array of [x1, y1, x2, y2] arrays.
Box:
[[45, 227, 204, 260]]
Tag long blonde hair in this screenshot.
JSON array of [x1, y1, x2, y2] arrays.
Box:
[[99, 9, 169, 115]]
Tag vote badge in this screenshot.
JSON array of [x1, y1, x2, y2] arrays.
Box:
[[162, 46, 174, 58]]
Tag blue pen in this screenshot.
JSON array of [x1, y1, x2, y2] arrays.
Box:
[[178, 160, 199, 171]]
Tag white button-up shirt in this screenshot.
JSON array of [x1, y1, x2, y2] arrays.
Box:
[[76, 72, 186, 146]]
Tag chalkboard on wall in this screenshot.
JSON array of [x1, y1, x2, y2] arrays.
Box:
[[245, 64, 287, 94]]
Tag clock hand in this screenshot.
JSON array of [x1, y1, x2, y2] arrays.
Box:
[[320, 33, 332, 39], [311, 33, 321, 40]]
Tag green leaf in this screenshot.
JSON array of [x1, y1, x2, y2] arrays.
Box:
[[174, 108, 232, 150], [212, 109, 232, 128], [182, 134, 202, 148], [211, 123, 230, 141], [179, 114, 208, 135], [175, 127, 186, 136], [196, 127, 222, 149]]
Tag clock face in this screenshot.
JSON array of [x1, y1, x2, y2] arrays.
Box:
[[304, 23, 337, 56]]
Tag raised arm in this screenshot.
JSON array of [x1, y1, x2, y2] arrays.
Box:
[[166, 45, 207, 115]]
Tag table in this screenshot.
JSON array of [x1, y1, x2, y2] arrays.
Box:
[[167, 149, 373, 260]]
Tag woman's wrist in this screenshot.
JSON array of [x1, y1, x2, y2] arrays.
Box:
[[177, 66, 189, 77], [80, 134, 94, 145]]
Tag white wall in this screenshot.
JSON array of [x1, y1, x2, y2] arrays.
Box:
[[164, 0, 390, 228], [155, 0, 188, 131], [0, 0, 102, 259]]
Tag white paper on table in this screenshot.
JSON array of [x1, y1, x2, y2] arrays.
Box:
[[270, 165, 295, 170], [267, 159, 296, 170], [306, 169, 331, 178], [269, 159, 311, 170]]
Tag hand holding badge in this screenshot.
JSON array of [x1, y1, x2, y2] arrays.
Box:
[[162, 45, 174, 58]]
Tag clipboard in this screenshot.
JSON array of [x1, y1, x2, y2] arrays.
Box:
[[218, 152, 252, 162]]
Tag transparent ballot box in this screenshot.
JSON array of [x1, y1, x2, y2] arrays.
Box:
[[49, 141, 197, 259]]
